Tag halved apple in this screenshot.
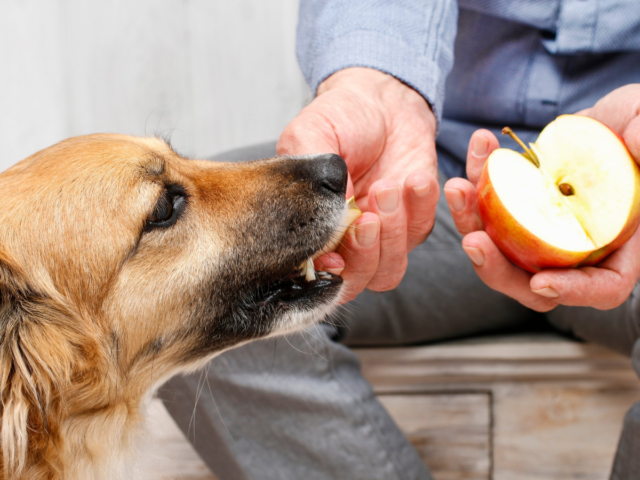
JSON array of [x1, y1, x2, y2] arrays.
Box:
[[301, 196, 361, 281], [477, 115, 640, 273]]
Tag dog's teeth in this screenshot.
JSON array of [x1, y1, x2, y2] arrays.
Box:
[[304, 257, 316, 282]]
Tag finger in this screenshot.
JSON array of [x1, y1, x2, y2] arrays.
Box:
[[462, 231, 558, 312], [314, 252, 345, 276], [624, 114, 640, 163], [444, 178, 483, 235], [337, 212, 381, 304], [587, 85, 640, 136], [466, 129, 500, 185], [530, 225, 640, 309], [403, 170, 439, 250], [346, 174, 355, 201], [366, 179, 408, 291]]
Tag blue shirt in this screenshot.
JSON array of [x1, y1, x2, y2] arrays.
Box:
[[296, 0, 640, 179]]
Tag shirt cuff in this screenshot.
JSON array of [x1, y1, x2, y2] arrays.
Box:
[[300, 30, 453, 127]]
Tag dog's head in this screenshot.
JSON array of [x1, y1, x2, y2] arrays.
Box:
[[0, 134, 348, 476]]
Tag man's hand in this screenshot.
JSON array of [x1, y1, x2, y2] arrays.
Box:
[[444, 84, 640, 312], [278, 67, 439, 303]]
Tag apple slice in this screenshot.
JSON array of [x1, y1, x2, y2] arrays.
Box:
[[477, 114, 640, 273], [301, 196, 361, 281]]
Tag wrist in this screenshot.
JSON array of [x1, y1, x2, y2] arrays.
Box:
[[318, 67, 437, 135], [317, 67, 396, 95]]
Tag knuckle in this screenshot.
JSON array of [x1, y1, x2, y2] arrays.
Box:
[[368, 276, 402, 292], [531, 302, 557, 313], [368, 262, 407, 292], [407, 220, 434, 244], [380, 223, 406, 244], [611, 291, 629, 309]]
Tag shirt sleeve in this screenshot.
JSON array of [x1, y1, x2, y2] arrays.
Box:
[[543, 0, 640, 54], [296, 0, 458, 124]]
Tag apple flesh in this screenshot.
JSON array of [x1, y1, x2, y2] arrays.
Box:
[[477, 114, 640, 273], [301, 196, 361, 281]]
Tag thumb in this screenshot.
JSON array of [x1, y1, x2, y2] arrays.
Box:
[[276, 107, 340, 156], [587, 85, 640, 137], [624, 114, 640, 163], [466, 129, 500, 185]]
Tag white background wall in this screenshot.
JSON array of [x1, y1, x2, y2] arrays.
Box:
[[0, 0, 310, 172]]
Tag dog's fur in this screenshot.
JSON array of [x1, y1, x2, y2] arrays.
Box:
[[0, 134, 347, 479]]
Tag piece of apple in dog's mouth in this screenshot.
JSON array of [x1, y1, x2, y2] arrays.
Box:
[[299, 195, 361, 282], [256, 196, 361, 306]]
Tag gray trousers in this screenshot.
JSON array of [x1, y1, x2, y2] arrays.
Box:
[[159, 143, 640, 480]]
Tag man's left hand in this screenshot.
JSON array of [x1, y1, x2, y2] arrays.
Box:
[[444, 84, 640, 311]]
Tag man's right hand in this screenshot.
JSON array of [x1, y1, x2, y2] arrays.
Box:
[[277, 67, 439, 303]]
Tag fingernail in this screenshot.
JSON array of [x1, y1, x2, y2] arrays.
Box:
[[376, 187, 399, 213], [445, 188, 465, 212], [463, 246, 485, 267], [532, 286, 560, 299], [327, 267, 345, 276], [412, 182, 431, 198], [355, 221, 378, 248], [473, 135, 489, 158]]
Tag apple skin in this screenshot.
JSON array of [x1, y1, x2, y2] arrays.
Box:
[[476, 127, 640, 274], [477, 168, 587, 273]]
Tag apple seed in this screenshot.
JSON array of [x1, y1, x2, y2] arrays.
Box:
[[559, 183, 574, 196]]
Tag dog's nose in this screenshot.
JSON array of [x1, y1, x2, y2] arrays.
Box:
[[309, 153, 348, 195]]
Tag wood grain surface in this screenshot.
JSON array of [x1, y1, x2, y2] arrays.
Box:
[[378, 394, 491, 480], [141, 334, 640, 480]]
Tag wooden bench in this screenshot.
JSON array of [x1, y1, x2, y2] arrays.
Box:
[[140, 334, 640, 480]]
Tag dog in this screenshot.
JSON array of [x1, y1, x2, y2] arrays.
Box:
[[0, 134, 349, 479]]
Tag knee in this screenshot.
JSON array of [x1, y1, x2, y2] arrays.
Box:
[[625, 400, 640, 426], [633, 338, 640, 379]]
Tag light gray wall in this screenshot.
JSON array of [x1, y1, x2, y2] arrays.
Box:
[[0, 0, 310, 172]]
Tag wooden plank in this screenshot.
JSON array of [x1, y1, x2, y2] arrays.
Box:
[[140, 335, 640, 479], [492, 384, 639, 480], [139, 399, 218, 480], [142, 393, 490, 480], [379, 394, 491, 480], [357, 334, 638, 393], [357, 335, 640, 479]]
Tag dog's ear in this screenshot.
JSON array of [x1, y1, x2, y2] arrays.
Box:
[[0, 251, 87, 477]]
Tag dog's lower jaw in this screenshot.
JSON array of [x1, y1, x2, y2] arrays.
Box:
[[269, 300, 339, 338]]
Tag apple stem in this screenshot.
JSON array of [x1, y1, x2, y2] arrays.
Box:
[[502, 127, 540, 168]]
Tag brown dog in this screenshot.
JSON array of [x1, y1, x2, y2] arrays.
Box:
[[0, 134, 348, 479]]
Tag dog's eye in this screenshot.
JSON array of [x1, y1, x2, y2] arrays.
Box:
[[146, 185, 187, 230], [149, 195, 173, 223]]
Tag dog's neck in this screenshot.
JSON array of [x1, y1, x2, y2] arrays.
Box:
[[9, 360, 162, 480], [57, 395, 151, 480]]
